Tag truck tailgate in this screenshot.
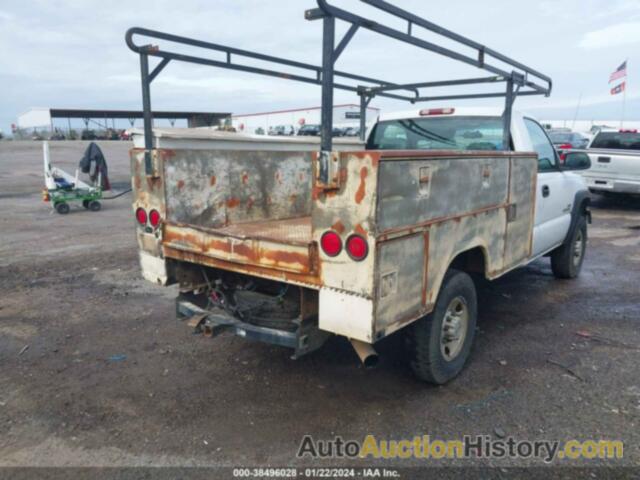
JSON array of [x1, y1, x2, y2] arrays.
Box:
[[163, 216, 316, 275]]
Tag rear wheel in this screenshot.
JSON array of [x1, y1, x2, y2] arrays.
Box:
[[55, 202, 70, 214], [88, 200, 101, 212], [407, 269, 477, 384], [551, 215, 587, 279]]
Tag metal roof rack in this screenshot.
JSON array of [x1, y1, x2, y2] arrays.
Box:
[[126, 0, 551, 176]]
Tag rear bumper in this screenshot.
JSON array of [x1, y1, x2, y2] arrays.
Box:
[[583, 176, 640, 194], [176, 296, 330, 358]]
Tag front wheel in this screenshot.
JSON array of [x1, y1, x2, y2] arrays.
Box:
[[407, 269, 477, 384], [551, 215, 587, 279], [88, 200, 101, 212]]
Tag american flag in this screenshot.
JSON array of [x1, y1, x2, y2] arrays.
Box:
[[609, 61, 627, 83], [611, 82, 626, 95]]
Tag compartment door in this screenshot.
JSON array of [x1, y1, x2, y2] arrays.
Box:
[[503, 156, 537, 267]]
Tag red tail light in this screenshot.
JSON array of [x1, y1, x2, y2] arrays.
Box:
[[320, 231, 342, 257], [420, 108, 455, 116], [135, 207, 147, 225], [346, 234, 368, 261], [558, 143, 573, 150], [149, 209, 161, 228]]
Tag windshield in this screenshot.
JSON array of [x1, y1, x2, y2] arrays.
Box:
[[548, 132, 574, 143], [591, 131, 640, 150], [367, 116, 505, 151]]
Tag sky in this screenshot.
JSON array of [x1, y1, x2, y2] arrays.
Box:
[[1, 0, 640, 135]]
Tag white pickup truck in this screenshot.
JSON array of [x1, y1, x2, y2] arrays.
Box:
[[126, 1, 592, 384], [579, 128, 640, 196], [131, 107, 592, 384]]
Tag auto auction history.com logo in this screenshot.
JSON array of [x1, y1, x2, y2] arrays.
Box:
[[297, 435, 624, 463]]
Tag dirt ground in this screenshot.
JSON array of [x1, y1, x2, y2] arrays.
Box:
[[0, 140, 639, 474]]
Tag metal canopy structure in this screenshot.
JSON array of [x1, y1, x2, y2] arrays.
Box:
[[125, 0, 551, 176]]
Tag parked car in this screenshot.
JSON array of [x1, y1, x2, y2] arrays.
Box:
[[342, 126, 361, 137], [548, 131, 589, 161], [578, 129, 640, 196], [81, 129, 97, 140], [268, 125, 295, 136], [297, 124, 321, 136]]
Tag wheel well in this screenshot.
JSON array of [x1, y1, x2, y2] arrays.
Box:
[[449, 247, 487, 277]]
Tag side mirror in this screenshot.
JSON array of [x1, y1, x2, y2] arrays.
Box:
[[563, 152, 591, 171]]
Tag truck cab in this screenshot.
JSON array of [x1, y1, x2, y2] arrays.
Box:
[[367, 107, 590, 263]]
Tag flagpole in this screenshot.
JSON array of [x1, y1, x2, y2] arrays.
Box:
[[620, 58, 628, 129], [572, 92, 582, 130]]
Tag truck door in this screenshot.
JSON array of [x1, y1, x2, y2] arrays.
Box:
[[523, 118, 573, 257]]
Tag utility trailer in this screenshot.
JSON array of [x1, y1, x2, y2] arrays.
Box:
[[127, 0, 554, 383]]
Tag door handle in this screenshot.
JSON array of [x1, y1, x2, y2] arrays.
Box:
[[542, 185, 550, 197]]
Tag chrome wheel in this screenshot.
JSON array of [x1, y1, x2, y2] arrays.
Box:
[[573, 229, 584, 267], [440, 296, 469, 361]]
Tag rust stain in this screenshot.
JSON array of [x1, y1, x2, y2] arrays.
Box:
[[355, 166, 368, 204], [262, 249, 308, 267], [177, 180, 185, 190], [226, 197, 241, 208], [146, 176, 162, 191], [354, 224, 367, 237], [370, 152, 380, 168], [210, 175, 217, 187], [159, 149, 176, 159], [331, 220, 345, 234], [163, 246, 322, 287]]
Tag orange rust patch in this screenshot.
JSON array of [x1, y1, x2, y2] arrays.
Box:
[[210, 175, 217, 187], [262, 249, 308, 267], [177, 180, 185, 190], [159, 149, 176, 159], [354, 224, 367, 236], [226, 197, 241, 208], [205, 238, 232, 254], [371, 153, 380, 168], [339, 167, 348, 183], [146, 176, 162, 191], [331, 220, 345, 234], [242, 172, 249, 184], [355, 166, 368, 204]]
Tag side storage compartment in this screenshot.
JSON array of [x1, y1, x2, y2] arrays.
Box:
[[371, 152, 537, 339]]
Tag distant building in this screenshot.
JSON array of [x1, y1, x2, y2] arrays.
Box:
[[231, 104, 380, 135]]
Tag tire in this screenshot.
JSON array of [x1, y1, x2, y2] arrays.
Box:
[[88, 201, 101, 212], [407, 269, 477, 384], [551, 215, 587, 279], [55, 202, 70, 214]]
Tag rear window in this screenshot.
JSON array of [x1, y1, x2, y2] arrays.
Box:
[[367, 116, 505, 151], [591, 131, 640, 150]]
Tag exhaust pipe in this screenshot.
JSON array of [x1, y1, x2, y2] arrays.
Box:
[[349, 338, 379, 369]]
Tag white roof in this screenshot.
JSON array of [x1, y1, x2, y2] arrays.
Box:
[[379, 107, 516, 122]]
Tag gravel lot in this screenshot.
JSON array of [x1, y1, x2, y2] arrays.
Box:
[[0, 140, 639, 475]]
